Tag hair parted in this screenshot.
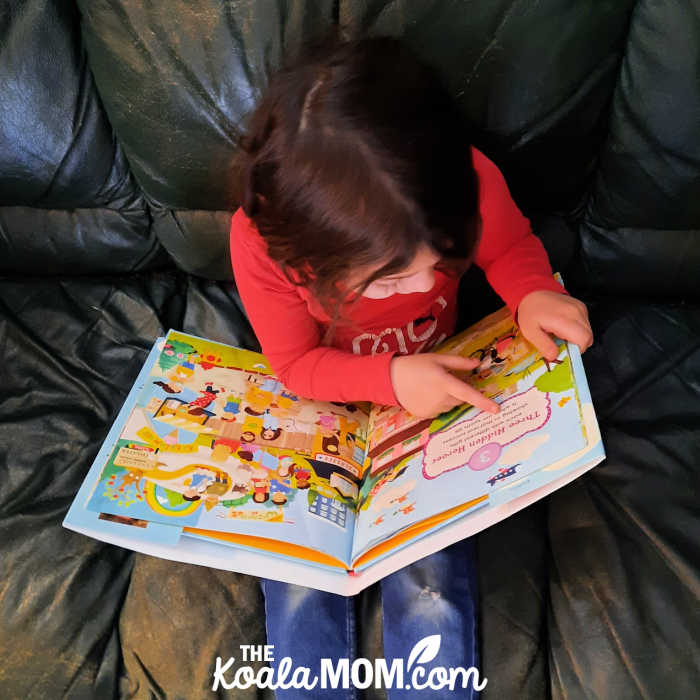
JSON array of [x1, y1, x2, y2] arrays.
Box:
[[233, 36, 480, 323]]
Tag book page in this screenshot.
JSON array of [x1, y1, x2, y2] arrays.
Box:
[[352, 307, 588, 561], [85, 331, 370, 565]]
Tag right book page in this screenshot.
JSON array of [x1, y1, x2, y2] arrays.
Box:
[[351, 303, 590, 563]]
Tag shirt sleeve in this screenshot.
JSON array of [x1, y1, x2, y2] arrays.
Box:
[[472, 148, 567, 316], [230, 209, 399, 405]]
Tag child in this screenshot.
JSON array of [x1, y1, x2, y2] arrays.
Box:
[[230, 37, 592, 699]]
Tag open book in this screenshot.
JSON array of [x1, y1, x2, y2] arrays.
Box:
[[64, 301, 605, 595]]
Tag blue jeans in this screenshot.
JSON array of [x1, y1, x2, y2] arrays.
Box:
[[261, 537, 480, 699]]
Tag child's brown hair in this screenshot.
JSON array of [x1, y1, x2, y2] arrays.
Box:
[[234, 36, 480, 324]]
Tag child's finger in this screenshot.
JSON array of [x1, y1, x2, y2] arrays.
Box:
[[443, 374, 500, 414], [432, 354, 481, 371], [436, 397, 463, 414], [571, 320, 594, 351], [542, 317, 593, 353], [525, 325, 560, 362]]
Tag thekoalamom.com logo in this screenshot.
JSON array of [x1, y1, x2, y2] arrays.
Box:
[[212, 635, 487, 692]]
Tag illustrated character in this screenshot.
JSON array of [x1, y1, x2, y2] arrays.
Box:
[[187, 383, 219, 412], [251, 476, 271, 503], [260, 409, 283, 441], [471, 331, 518, 379], [183, 467, 217, 501], [277, 456, 295, 478], [239, 415, 263, 443], [270, 479, 293, 505], [294, 468, 311, 490], [220, 394, 242, 421]]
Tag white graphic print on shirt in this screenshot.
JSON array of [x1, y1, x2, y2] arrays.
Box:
[[351, 296, 448, 356]]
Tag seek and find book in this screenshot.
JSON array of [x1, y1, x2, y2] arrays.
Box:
[[63, 301, 605, 596]]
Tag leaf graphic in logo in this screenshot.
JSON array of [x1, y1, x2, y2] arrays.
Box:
[[407, 635, 441, 671]]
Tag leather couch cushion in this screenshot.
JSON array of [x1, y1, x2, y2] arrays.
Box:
[[76, 0, 636, 279], [580, 0, 700, 296], [0, 0, 166, 275]]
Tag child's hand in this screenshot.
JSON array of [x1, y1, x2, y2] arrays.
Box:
[[390, 354, 500, 419], [517, 290, 593, 361]]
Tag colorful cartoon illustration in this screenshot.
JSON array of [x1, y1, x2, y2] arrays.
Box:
[[89, 323, 373, 540], [82, 314, 597, 576]]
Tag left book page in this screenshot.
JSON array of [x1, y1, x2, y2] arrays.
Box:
[[72, 331, 371, 567]]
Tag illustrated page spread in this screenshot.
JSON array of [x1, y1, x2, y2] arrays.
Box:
[[351, 306, 588, 562], [85, 331, 371, 565]]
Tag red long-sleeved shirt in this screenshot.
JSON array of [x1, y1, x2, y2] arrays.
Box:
[[230, 147, 564, 406]]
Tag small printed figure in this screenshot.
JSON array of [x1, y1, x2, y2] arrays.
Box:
[[261, 410, 283, 441], [277, 456, 295, 478], [238, 415, 263, 444], [270, 478, 293, 505], [188, 383, 219, 412], [221, 394, 242, 421], [183, 467, 216, 501], [251, 475, 271, 503], [294, 468, 311, 490], [558, 396, 571, 407], [471, 332, 517, 379]]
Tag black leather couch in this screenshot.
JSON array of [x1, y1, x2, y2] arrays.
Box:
[[1, 2, 698, 698]]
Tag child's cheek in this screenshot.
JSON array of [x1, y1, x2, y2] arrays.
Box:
[[362, 283, 395, 299]]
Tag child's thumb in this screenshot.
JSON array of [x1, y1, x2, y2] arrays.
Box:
[[433, 354, 480, 371]]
